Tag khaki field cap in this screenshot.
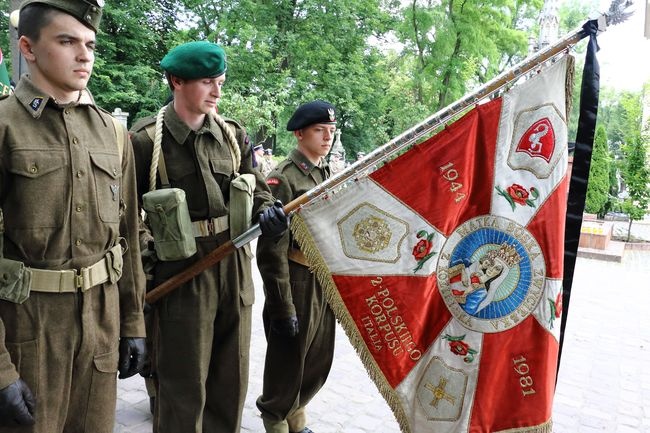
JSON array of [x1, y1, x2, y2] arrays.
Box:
[[19, 0, 104, 32]]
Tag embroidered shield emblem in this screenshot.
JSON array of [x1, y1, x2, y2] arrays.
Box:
[[515, 117, 555, 162], [416, 357, 467, 422], [507, 103, 567, 179], [338, 202, 408, 263]]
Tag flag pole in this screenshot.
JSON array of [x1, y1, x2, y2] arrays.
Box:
[[145, 10, 624, 304]]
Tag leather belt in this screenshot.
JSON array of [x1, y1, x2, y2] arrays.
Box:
[[288, 248, 309, 266], [192, 216, 229, 237], [28, 243, 123, 293]]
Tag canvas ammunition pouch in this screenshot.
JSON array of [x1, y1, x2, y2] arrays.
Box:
[[229, 174, 256, 239], [142, 188, 197, 262], [143, 108, 197, 262], [0, 258, 32, 304], [0, 243, 124, 304]]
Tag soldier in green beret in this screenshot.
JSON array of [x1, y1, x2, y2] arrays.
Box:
[[0, 0, 146, 431], [130, 41, 288, 433], [256, 100, 338, 433]]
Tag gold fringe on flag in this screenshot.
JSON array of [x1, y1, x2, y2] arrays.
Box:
[[495, 419, 553, 433], [290, 213, 413, 433]]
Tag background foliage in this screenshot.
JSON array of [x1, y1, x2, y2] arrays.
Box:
[[2, 0, 648, 218]]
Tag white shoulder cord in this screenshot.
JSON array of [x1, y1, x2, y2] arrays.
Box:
[[211, 112, 241, 175], [148, 105, 167, 192]]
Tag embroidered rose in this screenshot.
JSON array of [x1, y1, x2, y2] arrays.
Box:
[[548, 291, 563, 328], [554, 291, 562, 318], [412, 239, 432, 261], [507, 184, 529, 205], [412, 231, 436, 273], [496, 184, 539, 211], [449, 340, 470, 356], [442, 334, 478, 363]]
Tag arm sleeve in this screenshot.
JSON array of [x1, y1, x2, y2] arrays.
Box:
[[117, 129, 146, 337], [0, 139, 19, 388], [232, 125, 274, 215], [255, 172, 296, 320]]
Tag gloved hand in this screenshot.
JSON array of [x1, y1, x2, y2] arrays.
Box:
[[118, 337, 147, 379], [270, 315, 299, 337], [0, 378, 35, 426], [259, 200, 288, 239]]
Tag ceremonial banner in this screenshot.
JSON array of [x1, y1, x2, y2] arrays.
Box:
[[0, 48, 11, 96], [293, 56, 572, 433]]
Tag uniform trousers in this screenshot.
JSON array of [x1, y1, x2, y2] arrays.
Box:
[[153, 233, 253, 433], [0, 283, 120, 433], [256, 261, 335, 432]]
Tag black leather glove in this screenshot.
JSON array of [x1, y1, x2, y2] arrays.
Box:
[[270, 315, 299, 337], [0, 379, 35, 426], [259, 200, 288, 239], [118, 337, 147, 379]]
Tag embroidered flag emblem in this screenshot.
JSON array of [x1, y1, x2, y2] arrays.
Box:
[[516, 118, 555, 162]]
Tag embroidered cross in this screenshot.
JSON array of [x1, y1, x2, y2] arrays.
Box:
[[425, 377, 456, 408]]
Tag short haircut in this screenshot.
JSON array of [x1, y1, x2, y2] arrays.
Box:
[[18, 4, 60, 41]]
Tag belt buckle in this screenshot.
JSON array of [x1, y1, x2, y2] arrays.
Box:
[[207, 219, 215, 235]]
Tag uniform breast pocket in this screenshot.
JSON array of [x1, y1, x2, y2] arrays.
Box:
[[209, 158, 233, 179], [8, 149, 67, 228], [89, 151, 122, 223]]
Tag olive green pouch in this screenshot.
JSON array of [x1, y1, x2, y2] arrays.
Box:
[[142, 188, 197, 261], [229, 174, 256, 238], [229, 174, 256, 258], [0, 258, 32, 304]]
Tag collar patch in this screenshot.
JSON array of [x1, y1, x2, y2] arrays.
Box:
[[30, 97, 44, 111]]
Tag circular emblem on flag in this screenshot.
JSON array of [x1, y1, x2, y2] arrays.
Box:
[[436, 215, 546, 333]]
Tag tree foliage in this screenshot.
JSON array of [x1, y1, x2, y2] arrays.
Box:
[[585, 124, 610, 217]]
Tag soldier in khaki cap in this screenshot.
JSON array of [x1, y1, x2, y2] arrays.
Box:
[[0, 0, 146, 431], [256, 100, 338, 433], [130, 41, 288, 433]]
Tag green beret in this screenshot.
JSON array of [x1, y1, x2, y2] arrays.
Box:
[[287, 100, 337, 131], [161, 41, 227, 80], [20, 0, 103, 32]]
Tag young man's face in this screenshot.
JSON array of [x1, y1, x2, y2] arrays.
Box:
[[174, 75, 226, 115], [21, 11, 96, 97], [295, 123, 337, 162]]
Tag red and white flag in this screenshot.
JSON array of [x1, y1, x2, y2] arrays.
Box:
[[292, 56, 571, 433]]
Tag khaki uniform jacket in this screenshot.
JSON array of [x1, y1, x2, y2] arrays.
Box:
[[257, 149, 330, 319], [130, 104, 274, 221], [0, 77, 146, 388]]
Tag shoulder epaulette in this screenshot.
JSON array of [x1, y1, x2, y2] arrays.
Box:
[[223, 117, 243, 130], [130, 116, 156, 133]]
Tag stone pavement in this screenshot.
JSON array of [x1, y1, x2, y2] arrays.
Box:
[[114, 249, 650, 433]]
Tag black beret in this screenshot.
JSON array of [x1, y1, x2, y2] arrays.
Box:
[[287, 100, 337, 131], [20, 0, 103, 32], [161, 41, 226, 80]]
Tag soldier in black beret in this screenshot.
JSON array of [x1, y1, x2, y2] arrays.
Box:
[[256, 100, 338, 433], [129, 41, 287, 433], [0, 0, 147, 431]]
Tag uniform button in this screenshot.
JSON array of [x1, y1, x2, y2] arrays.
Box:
[[77, 170, 84, 178], [64, 109, 70, 115], [72, 137, 79, 145], [75, 239, 82, 246], [113, 168, 118, 176], [76, 205, 83, 212], [30, 165, 38, 173]]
